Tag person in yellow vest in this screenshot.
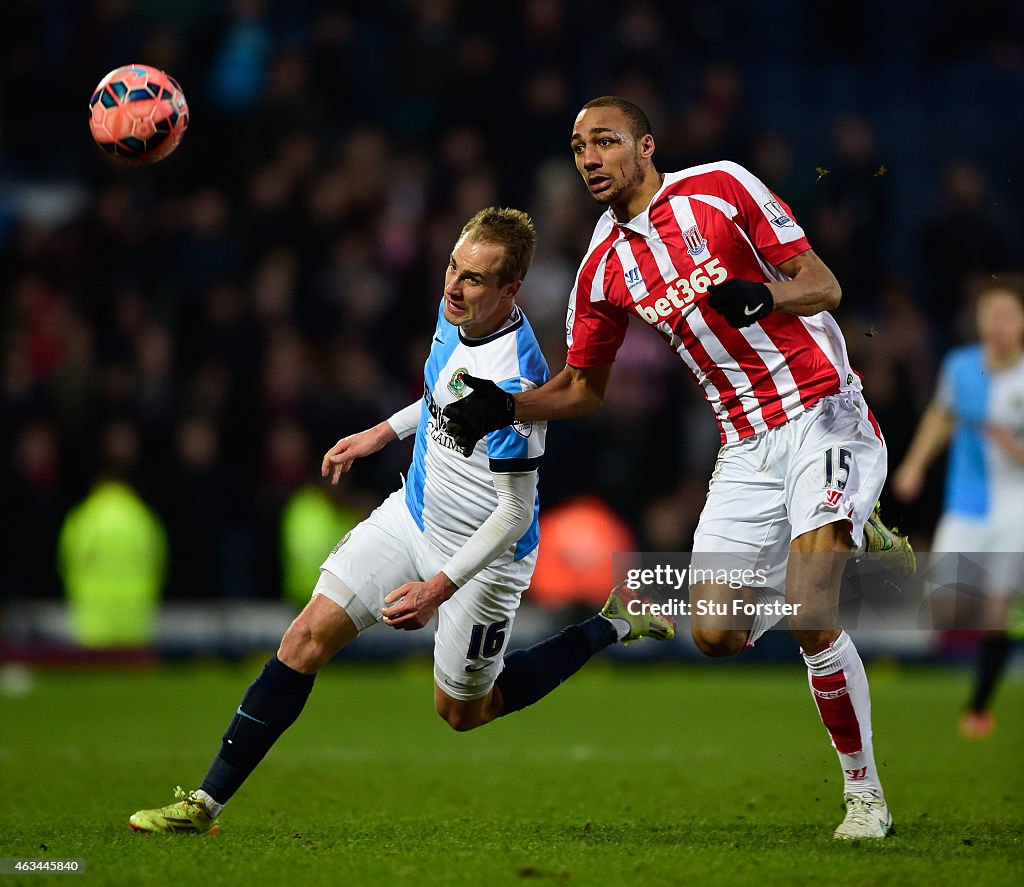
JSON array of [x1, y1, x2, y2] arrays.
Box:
[[57, 421, 167, 648], [279, 485, 362, 611]]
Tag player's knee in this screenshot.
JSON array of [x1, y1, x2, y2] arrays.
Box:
[[278, 619, 329, 674], [691, 626, 746, 658], [435, 701, 485, 733]]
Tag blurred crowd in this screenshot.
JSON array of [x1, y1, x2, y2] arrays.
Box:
[[2, 0, 1023, 606]]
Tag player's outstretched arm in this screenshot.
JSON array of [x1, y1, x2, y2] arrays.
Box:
[[444, 364, 611, 455], [892, 402, 955, 501], [514, 363, 611, 422], [321, 421, 398, 485]]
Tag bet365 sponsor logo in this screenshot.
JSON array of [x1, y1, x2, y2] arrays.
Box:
[[633, 259, 728, 324]]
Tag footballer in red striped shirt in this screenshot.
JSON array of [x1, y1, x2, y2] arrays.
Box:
[[566, 135, 850, 444], [441, 95, 902, 840]]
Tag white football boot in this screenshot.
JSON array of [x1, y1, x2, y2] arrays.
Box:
[[834, 790, 894, 839]]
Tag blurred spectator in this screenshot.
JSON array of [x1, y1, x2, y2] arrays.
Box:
[[844, 278, 940, 537], [279, 484, 362, 610], [530, 495, 637, 611], [920, 158, 1016, 323], [1, 420, 64, 601], [162, 415, 230, 600], [748, 131, 813, 231], [206, 0, 273, 113], [816, 115, 889, 307], [57, 419, 167, 647], [664, 60, 751, 169]]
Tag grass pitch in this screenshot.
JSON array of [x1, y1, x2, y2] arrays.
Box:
[[0, 659, 1020, 886]]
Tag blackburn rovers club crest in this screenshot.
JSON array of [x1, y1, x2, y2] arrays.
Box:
[[682, 224, 707, 257], [448, 368, 469, 397]]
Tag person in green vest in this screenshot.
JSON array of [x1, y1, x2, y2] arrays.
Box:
[[58, 420, 168, 648], [279, 485, 362, 611]]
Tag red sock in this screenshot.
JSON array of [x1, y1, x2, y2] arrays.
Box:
[[802, 630, 884, 795]]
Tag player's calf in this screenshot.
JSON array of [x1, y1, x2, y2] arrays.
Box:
[[789, 627, 841, 656], [435, 703, 489, 733], [434, 685, 502, 732]]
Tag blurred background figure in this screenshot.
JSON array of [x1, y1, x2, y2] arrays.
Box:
[[529, 495, 637, 615], [279, 483, 362, 611], [57, 419, 167, 648], [893, 278, 1024, 737], [919, 159, 1016, 329]]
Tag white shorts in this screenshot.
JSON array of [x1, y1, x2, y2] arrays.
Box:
[[927, 512, 1024, 597], [315, 489, 534, 700], [692, 390, 887, 593]]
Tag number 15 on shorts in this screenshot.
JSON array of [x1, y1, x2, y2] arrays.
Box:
[[824, 446, 852, 491]]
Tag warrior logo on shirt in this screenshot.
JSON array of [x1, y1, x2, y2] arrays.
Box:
[[624, 266, 643, 288], [447, 368, 469, 398], [682, 224, 707, 256]]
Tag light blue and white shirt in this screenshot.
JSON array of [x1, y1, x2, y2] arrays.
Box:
[[936, 344, 1024, 520], [397, 303, 548, 565]]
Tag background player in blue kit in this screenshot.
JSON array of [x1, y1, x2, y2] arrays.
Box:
[[128, 207, 673, 834], [894, 278, 1024, 738]]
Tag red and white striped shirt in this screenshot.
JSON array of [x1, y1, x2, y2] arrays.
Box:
[[566, 161, 857, 443]]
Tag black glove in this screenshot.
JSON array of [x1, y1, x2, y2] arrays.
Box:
[[442, 373, 515, 457], [706, 278, 774, 328]]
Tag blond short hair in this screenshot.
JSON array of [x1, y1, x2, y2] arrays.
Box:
[[460, 207, 536, 285]]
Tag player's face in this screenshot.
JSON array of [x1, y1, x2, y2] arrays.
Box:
[[977, 290, 1024, 352], [443, 236, 519, 338], [570, 106, 651, 212]]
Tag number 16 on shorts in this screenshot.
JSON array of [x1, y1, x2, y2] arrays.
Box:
[[466, 619, 508, 662]]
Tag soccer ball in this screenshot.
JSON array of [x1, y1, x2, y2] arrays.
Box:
[[88, 64, 189, 164]]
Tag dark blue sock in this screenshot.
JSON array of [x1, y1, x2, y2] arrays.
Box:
[[969, 633, 1010, 712], [495, 615, 617, 715], [200, 656, 315, 804]]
